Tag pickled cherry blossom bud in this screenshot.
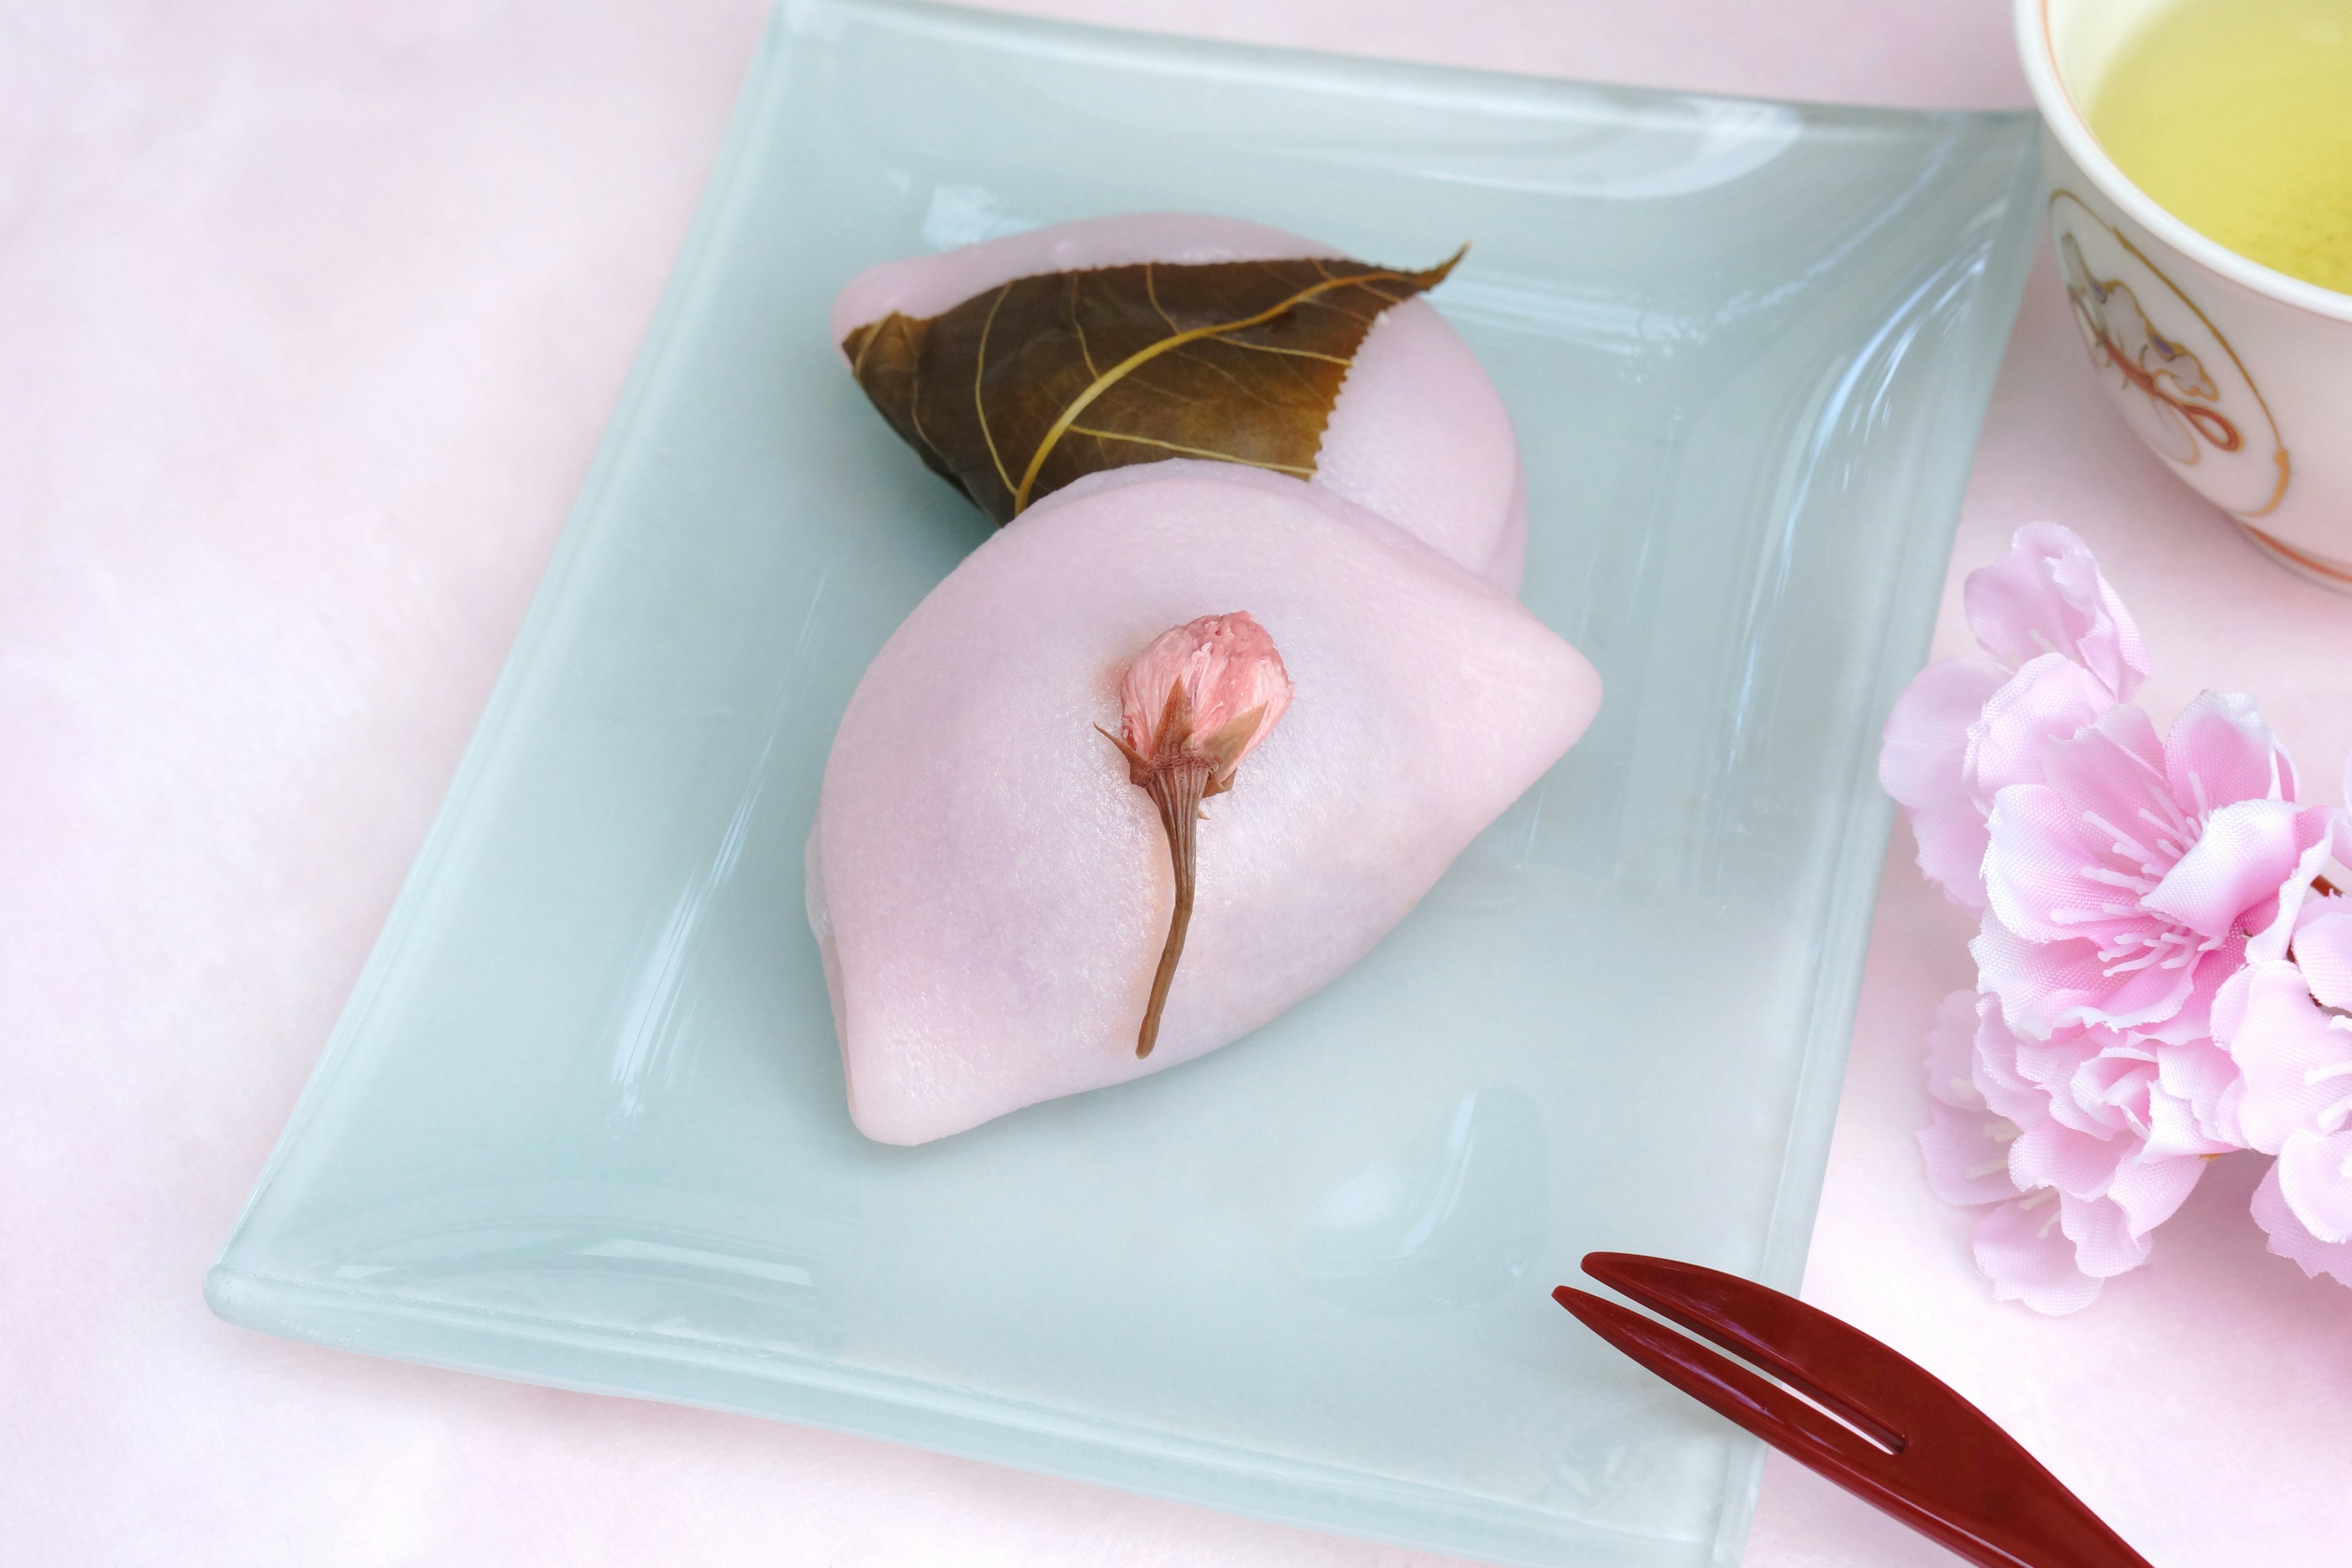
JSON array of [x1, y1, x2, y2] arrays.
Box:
[[1099, 612, 1294, 1058], [1114, 612, 1293, 790]]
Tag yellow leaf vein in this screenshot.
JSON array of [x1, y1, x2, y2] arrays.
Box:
[[974, 282, 1017, 502], [1068, 275, 1100, 379], [1009, 263, 1438, 513], [1067, 424, 1314, 475]]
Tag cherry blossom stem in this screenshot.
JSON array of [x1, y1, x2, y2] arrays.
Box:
[[1137, 761, 1209, 1058]]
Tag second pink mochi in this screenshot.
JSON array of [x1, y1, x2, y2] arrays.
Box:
[[830, 213, 1529, 590]]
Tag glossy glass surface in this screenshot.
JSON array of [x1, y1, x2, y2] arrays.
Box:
[[207, 4, 2040, 1562]]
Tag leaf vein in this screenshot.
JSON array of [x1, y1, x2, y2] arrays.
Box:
[[1009, 261, 1447, 513], [1067, 424, 1315, 474], [974, 282, 1018, 503], [1068, 275, 1100, 379]]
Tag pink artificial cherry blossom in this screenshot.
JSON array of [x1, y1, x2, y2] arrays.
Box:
[[1974, 693, 2319, 1044], [2242, 757, 2352, 967], [1961, 520, 2149, 701], [1919, 989, 2223, 1314], [1884, 526, 2352, 1306], [2219, 960, 2352, 1158], [1881, 523, 2149, 910], [2289, 901, 2352, 1011], [1880, 659, 2008, 909], [2251, 1163, 2352, 1287], [2215, 810, 2352, 1284]]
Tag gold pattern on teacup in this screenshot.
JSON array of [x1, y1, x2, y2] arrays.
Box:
[[2061, 232, 2236, 454], [2049, 190, 2290, 518]]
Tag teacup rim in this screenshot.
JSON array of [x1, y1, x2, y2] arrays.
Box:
[[2016, 0, 2352, 325]]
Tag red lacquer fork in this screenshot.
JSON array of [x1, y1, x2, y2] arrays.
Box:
[[1555, 1253, 2152, 1568]]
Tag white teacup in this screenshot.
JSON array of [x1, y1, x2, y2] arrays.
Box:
[[2018, 0, 2352, 589]]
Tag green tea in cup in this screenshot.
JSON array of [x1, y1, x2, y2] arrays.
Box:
[[2090, 0, 2352, 294]]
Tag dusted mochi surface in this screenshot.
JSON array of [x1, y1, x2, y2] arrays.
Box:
[[808, 461, 1601, 1144], [829, 213, 1527, 590]]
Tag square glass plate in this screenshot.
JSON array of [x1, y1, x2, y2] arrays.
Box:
[[208, 4, 2038, 1562]]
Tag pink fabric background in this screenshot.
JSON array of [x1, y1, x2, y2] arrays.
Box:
[[6, 0, 2350, 1562]]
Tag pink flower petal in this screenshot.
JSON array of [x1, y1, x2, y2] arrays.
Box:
[[2086, 960, 2206, 1038], [2209, 958, 2255, 1044], [2253, 1158, 2352, 1285], [2011, 1027, 2102, 1089], [2103, 1150, 2207, 1237], [2138, 1087, 2211, 1158], [2032, 714, 2173, 884], [1994, 707, 2176, 924], [1970, 999, 2069, 1135], [1961, 522, 2149, 701], [2072, 1046, 2158, 1118], [1921, 1102, 2025, 1207], [2277, 1128, 2352, 1245], [2164, 690, 2293, 816], [2237, 810, 2337, 961], [2016, 1028, 2113, 1134], [1973, 910, 2198, 1040], [2144, 797, 2309, 940], [2293, 904, 2352, 1012], [1923, 989, 1985, 1110], [2060, 1191, 2152, 1277], [2059, 699, 2167, 781], [2008, 1117, 2123, 1199], [1964, 654, 2113, 802], [1882, 658, 2008, 911], [1972, 1194, 2105, 1314], [1981, 782, 2125, 947], [2218, 959, 2352, 1155], [2138, 929, 2244, 1047], [1973, 918, 2158, 1041], [2157, 1038, 2245, 1147]]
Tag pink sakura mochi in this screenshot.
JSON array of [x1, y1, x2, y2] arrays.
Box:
[[806, 461, 1600, 1144]]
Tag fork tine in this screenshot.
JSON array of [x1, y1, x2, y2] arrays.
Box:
[[1581, 1251, 1910, 1452], [1553, 1287, 1894, 1476]]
